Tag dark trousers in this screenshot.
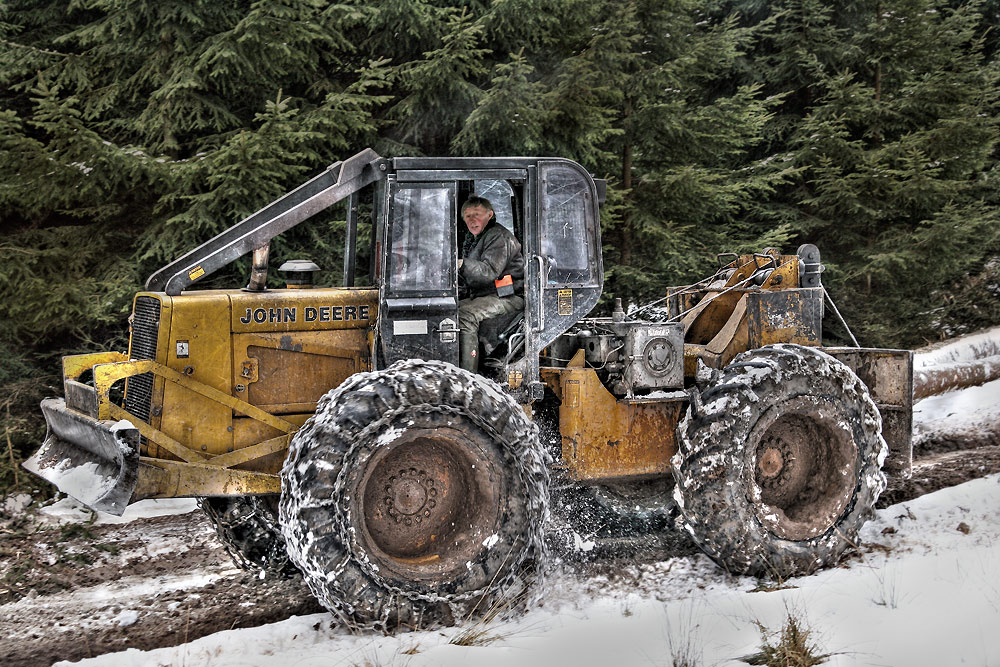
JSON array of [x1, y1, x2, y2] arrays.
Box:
[[457, 294, 524, 372]]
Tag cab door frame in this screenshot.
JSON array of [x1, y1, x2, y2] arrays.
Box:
[[513, 159, 604, 400]]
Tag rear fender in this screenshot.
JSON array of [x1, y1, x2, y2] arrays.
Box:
[[825, 347, 914, 476]]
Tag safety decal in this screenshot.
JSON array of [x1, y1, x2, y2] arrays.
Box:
[[558, 289, 573, 316]]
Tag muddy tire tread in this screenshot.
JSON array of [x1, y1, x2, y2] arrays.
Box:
[[671, 344, 887, 578], [279, 360, 549, 631]]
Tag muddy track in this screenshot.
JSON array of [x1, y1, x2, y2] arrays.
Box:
[[880, 438, 1000, 507], [2, 439, 998, 667], [0, 510, 325, 667]]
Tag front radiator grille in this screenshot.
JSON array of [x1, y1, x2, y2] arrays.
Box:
[[124, 296, 161, 424]]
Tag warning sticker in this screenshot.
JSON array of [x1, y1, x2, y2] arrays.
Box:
[[558, 289, 573, 315], [507, 370, 523, 389], [188, 265, 206, 281]]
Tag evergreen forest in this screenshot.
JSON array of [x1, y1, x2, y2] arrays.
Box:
[[2, 0, 999, 492]]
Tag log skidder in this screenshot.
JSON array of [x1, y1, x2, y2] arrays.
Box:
[[278, 360, 549, 630], [24, 148, 914, 631], [671, 344, 888, 579]]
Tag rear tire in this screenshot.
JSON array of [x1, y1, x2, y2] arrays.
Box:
[[200, 496, 296, 577], [672, 344, 887, 578], [279, 360, 549, 630]]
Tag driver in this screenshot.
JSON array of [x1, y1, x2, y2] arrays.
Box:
[[457, 196, 524, 372]]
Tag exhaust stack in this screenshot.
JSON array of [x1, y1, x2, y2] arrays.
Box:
[[245, 244, 270, 292]]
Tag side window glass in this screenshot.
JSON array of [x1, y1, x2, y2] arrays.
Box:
[[540, 165, 595, 285], [389, 186, 454, 293], [475, 179, 515, 234]]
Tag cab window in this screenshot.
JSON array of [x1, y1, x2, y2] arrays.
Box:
[[539, 164, 597, 285], [474, 179, 516, 235], [389, 185, 455, 293]]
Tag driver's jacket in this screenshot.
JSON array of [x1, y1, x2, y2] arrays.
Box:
[[460, 221, 525, 298]]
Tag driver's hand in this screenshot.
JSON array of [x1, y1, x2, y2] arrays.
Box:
[[457, 259, 464, 270]]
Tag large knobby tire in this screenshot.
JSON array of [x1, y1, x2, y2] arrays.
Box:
[[671, 344, 887, 579], [200, 496, 297, 577], [279, 359, 549, 631]]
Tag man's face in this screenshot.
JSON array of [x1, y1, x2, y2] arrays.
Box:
[[462, 205, 493, 236]]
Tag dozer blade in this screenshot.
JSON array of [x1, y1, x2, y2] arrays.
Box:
[[23, 398, 140, 516]]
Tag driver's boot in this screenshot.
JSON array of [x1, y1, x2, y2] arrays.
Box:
[[459, 331, 479, 373]]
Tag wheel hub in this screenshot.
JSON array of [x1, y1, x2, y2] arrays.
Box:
[[756, 443, 785, 479], [384, 468, 439, 524], [354, 424, 504, 580], [750, 398, 857, 541]]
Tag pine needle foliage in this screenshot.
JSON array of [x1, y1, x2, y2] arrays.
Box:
[[735, 0, 1000, 345], [1, 0, 999, 496]]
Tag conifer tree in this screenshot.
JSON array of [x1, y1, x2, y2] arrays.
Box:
[[451, 51, 545, 155], [752, 0, 1000, 345], [389, 7, 489, 154], [541, 1, 795, 303], [0, 80, 154, 344]]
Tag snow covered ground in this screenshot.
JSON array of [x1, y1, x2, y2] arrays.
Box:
[[50, 474, 1000, 667]]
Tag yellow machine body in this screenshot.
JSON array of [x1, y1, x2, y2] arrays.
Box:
[[540, 252, 910, 482], [44, 288, 377, 503], [31, 250, 910, 509]]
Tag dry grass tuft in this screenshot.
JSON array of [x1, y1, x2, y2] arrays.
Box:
[[664, 602, 704, 667], [871, 559, 901, 609], [743, 610, 831, 666], [448, 584, 528, 647]]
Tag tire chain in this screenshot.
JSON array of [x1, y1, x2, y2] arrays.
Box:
[[672, 344, 887, 577], [199, 496, 297, 577], [285, 359, 550, 631]]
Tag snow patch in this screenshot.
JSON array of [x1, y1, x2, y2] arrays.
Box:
[[37, 496, 199, 526], [3, 493, 33, 517], [44, 459, 117, 502], [111, 610, 139, 627], [571, 531, 596, 552]]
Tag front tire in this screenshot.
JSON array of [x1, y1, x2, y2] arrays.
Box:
[[671, 344, 887, 578], [279, 360, 549, 630]]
